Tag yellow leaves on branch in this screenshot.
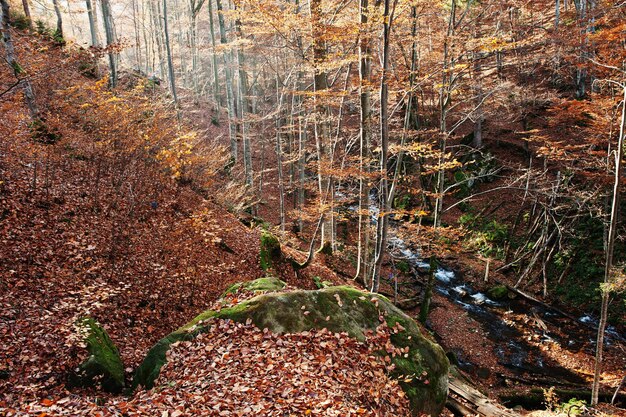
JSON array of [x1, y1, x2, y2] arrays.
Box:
[[157, 132, 198, 180]]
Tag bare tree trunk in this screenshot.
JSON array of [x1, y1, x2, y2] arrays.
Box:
[[51, 0, 63, 39], [592, 84, 626, 406], [132, 0, 142, 69], [0, 0, 38, 119], [85, 0, 100, 47], [162, 0, 178, 103], [355, 0, 372, 283], [389, 3, 419, 207], [149, 0, 166, 78], [434, 0, 456, 228], [555, 0, 560, 28], [370, 0, 395, 293], [101, 0, 118, 87], [309, 0, 332, 252], [207, 0, 220, 106], [20, 0, 31, 26], [216, 0, 237, 162], [235, 8, 252, 185], [275, 68, 286, 233]]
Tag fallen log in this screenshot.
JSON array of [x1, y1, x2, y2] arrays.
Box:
[[448, 374, 520, 417]]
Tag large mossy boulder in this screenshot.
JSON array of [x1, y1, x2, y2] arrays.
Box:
[[134, 286, 449, 416], [69, 318, 124, 393]]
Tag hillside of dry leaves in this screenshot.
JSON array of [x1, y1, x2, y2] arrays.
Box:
[[0, 28, 360, 415]]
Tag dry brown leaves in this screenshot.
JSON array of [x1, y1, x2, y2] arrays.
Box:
[[11, 320, 410, 416]]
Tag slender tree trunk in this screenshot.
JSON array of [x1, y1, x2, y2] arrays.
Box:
[[0, 0, 38, 119], [355, 0, 372, 283], [132, 0, 142, 70], [235, 10, 252, 185], [101, 0, 118, 88], [149, 0, 166, 78], [275, 69, 286, 233], [370, 0, 394, 292], [85, 0, 100, 47], [309, 0, 332, 252], [51, 0, 63, 39], [162, 0, 178, 103], [20, 0, 31, 26], [216, 0, 237, 162], [555, 0, 560, 28], [592, 84, 626, 406], [141, 0, 152, 74], [389, 3, 419, 207], [434, 0, 456, 228], [207, 0, 220, 106], [472, 21, 484, 149]]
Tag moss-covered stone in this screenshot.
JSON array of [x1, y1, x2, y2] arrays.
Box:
[[222, 277, 286, 297], [69, 318, 124, 393], [487, 285, 509, 300], [259, 231, 281, 271], [134, 286, 449, 415]]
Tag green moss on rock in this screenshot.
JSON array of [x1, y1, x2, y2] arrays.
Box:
[[69, 318, 124, 393], [487, 285, 509, 301], [260, 231, 281, 271], [222, 277, 286, 297], [134, 286, 449, 416]]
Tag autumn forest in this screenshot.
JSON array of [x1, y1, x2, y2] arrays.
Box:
[[0, 0, 625, 415]]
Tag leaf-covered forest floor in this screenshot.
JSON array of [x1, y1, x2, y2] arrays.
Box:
[[0, 29, 624, 417]]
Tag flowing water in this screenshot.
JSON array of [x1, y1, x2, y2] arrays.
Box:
[[351, 193, 624, 385]]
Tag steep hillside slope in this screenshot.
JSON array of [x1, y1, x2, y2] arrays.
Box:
[[0, 28, 340, 411]]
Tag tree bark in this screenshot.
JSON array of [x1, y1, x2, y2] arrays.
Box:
[[51, 0, 63, 39], [101, 0, 118, 88], [20, 0, 31, 26], [234, 8, 252, 185], [85, 0, 100, 47], [309, 0, 332, 252], [355, 0, 372, 283], [162, 0, 178, 103], [216, 0, 238, 162], [207, 0, 220, 106], [370, 0, 395, 292]]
